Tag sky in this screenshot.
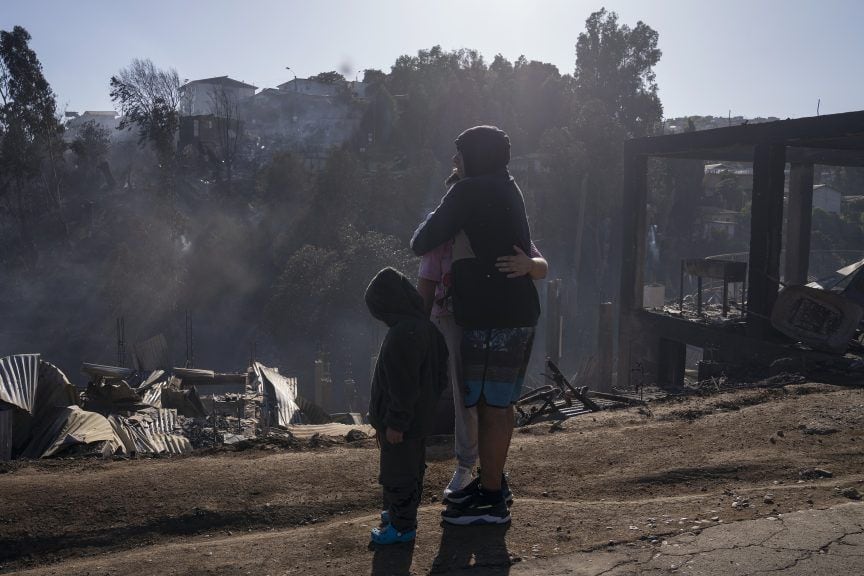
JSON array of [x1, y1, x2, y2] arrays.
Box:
[[3, 0, 864, 120]]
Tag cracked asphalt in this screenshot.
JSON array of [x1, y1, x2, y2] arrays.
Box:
[[514, 502, 864, 575]]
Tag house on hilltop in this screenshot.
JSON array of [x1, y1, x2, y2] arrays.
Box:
[[812, 184, 842, 214], [277, 78, 339, 97], [178, 76, 256, 153], [180, 76, 257, 117], [177, 73, 369, 169], [63, 111, 131, 142]]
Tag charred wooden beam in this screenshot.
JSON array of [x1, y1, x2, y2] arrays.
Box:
[[625, 110, 864, 159], [784, 163, 815, 286], [658, 338, 687, 388], [545, 279, 562, 365], [546, 360, 602, 412], [597, 302, 614, 392], [585, 390, 646, 406], [747, 143, 787, 338], [618, 150, 648, 390]]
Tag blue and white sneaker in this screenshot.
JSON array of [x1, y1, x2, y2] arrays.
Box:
[[370, 523, 416, 544]]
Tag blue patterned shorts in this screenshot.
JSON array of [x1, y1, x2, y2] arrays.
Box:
[[461, 327, 535, 408]]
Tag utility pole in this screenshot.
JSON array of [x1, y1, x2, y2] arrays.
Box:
[[185, 310, 194, 368]]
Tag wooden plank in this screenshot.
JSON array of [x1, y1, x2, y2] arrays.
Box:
[[747, 143, 787, 338], [784, 163, 815, 285]]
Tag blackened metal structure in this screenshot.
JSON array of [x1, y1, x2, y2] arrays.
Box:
[[618, 110, 864, 387]]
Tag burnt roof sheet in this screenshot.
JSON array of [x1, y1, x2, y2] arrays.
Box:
[[0, 354, 40, 413]]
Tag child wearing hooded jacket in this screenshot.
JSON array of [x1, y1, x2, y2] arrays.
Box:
[[365, 267, 448, 544]]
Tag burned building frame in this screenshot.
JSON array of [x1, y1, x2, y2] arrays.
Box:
[[618, 110, 864, 387]]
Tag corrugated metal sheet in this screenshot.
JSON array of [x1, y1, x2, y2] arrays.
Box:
[[132, 334, 169, 371], [173, 367, 215, 379], [0, 407, 12, 461], [140, 380, 207, 418], [81, 363, 134, 379], [22, 405, 126, 458], [331, 412, 364, 425], [139, 370, 167, 389], [0, 354, 40, 413], [110, 408, 192, 455], [285, 423, 374, 439], [142, 381, 166, 407], [254, 363, 300, 427], [296, 394, 332, 424], [34, 361, 78, 421]]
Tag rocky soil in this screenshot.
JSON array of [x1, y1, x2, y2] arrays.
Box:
[[1, 381, 862, 575]]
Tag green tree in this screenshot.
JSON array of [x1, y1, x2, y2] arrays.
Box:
[[388, 46, 490, 160], [531, 8, 664, 358], [70, 120, 110, 173], [509, 57, 568, 151], [310, 71, 346, 84], [574, 8, 663, 137], [0, 25, 64, 255], [362, 69, 386, 85]]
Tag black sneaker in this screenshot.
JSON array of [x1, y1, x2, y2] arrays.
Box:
[[443, 476, 480, 505], [502, 473, 514, 507], [445, 474, 514, 507], [441, 492, 511, 525]]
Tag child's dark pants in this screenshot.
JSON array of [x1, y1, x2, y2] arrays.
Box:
[[379, 435, 427, 532]]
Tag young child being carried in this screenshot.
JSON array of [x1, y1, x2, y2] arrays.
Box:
[[365, 267, 448, 544]]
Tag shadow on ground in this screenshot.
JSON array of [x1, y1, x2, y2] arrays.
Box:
[[429, 523, 512, 575], [370, 539, 416, 576]]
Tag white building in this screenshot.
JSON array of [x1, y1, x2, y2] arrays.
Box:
[[63, 111, 128, 142], [180, 76, 257, 117], [700, 208, 739, 239], [277, 78, 339, 97], [812, 184, 842, 214]]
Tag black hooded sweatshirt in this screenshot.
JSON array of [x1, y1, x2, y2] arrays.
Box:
[[365, 267, 448, 437], [410, 126, 541, 329]]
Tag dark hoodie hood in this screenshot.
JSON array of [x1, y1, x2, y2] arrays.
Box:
[[365, 267, 426, 327], [455, 125, 510, 177]]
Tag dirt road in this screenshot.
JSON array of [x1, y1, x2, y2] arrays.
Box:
[[1, 382, 862, 575]]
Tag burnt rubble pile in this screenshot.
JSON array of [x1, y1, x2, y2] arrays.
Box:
[[0, 356, 372, 461], [648, 256, 864, 387], [515, 359, 649, 427]]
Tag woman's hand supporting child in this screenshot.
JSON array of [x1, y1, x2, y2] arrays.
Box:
[[385, 427, 404, 444]]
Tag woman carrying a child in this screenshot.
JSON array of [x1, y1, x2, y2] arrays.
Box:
[[412, 125, 545, 526]]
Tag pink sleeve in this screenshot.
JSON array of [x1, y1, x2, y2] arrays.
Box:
[[529, 241, 543, 258], [418, 244, 444, 281]]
